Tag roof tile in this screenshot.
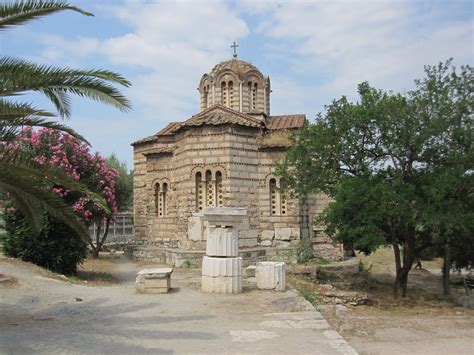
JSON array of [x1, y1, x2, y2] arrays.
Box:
[[266, 115, 306, 130]]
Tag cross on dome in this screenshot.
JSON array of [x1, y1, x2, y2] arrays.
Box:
[[231, 41, 239, 58]]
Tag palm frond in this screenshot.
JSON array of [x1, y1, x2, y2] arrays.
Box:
[[0, 100, 54, 118], [0, 0, 93, 31], [7, 188, 44, 233], [0, 156, 108, 213], [0, 99, 88, 142], [1, 57, 132, 117], [0, 163, 90, 239]]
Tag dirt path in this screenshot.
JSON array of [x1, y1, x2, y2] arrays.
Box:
[[0, 256, 356, 355]]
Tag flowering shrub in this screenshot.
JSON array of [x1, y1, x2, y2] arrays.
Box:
[[18, 127, 118, 223]]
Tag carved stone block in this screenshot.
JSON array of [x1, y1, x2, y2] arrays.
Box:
[[256, 262, 285, 291]]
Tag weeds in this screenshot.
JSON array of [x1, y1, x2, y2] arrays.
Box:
[[296, 240, 313, 264], [299, 285, 317, 304]]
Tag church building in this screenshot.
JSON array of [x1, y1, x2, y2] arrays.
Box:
[[132, 49, 342, 264]]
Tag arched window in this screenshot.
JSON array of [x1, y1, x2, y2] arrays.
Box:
[[228, 81, 233, 109], [215, 171, 223, 207], [203, 85, 209, 108], [205, 170, 214, 207], [155, 183, 160, 215], [280, 179, 287, 215], [155, 182, 168, 217], [269, 178, 286, 215], [269, 178, 278, 215], [221, 82, 227, 105], [252, 83, 258, 110], [196, 172, 204, 211], [162, 182, 168, 216]]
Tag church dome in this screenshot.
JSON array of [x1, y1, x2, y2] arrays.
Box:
[[199, 55, 271, 116], [210, 59, 261, 80]]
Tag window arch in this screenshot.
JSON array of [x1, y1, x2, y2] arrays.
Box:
[[195, 170, 224, 211], [162, 182, 168, 216], [269, 178, 278, 215], [196, 172, 204, 211], [155, 183, 161, 216], [203, 85, 209, 108], [280, 178, 287, 215], [269, 177, 286, 216], [205, 170, 214, 207], [155, 182, 168, 217], [228, 81, 233, 109], [221, 82, 227, 106], [215, 171, 223, 207], [252, 82, 258, 110]]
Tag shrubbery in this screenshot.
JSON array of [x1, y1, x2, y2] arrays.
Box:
[[3, 128, 119, 272], [3, 207, 87, 275]]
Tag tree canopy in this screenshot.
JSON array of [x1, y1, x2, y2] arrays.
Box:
[[279, 60, 473, 297]]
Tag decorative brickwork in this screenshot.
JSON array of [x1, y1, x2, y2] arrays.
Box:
[[132, 57, 342, 261]]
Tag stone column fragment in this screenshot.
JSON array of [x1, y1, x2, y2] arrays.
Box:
[[256, 261, 286, 291]]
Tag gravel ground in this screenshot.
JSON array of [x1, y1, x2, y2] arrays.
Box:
[[0, 257, 356, 355]]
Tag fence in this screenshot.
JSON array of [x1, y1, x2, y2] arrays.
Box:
[[89, 212, 134, 244]]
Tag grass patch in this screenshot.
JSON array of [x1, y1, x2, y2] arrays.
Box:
[[299, 285, 317, 304], [70, 270, 116, 284]]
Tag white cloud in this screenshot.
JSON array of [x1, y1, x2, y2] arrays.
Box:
[[32, 0, 472, 163], [255, 0, 473, 113]]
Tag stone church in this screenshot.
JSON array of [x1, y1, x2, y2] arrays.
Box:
[[132, 52, 342, 265]]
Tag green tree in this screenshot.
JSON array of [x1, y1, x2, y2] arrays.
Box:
[[86, 154, 133, 259], [106, 154, 133, 211], [279, 61, 473, 298], [0, 1, 131, 239]]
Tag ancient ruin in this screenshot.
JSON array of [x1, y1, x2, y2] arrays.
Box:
[[132, 53, 342, 265], [201, 207, 246, 294]]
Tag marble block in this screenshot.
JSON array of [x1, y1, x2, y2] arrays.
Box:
[[201, 274, 242, 294], [256, 262, 286, 291], [206, 228, 239, 257], [202, 256, 242, 277], [203, 207, 247, 227], [136, 268, 173, 294]]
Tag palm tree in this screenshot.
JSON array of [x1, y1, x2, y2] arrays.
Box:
[[0, 0, 132, 238]]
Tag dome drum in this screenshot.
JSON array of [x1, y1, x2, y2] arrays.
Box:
[[199, 59, 270, 115]]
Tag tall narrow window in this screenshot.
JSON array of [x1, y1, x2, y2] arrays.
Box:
[[203, 85, 209, 108], [155, 184, 161, 216], [280, 179, 287, 215], [196, 172, 204, 211], [205, 170, 214, 207], [252, 83, 258, 110], [248, 82, 252, 109], [269, 178, 278, 215], [162, 183, 168, 216], [221, 82, 227, 105], [215, 171, 223, 207], [228, 81, 233, 109]]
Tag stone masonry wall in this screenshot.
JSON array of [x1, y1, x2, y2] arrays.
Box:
[[133, 124, 341, 260]]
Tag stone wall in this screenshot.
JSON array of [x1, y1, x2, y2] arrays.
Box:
[[133, 124, 341, 260]]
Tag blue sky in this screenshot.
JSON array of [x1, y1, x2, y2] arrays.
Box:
[[2, 0, 473, 168]]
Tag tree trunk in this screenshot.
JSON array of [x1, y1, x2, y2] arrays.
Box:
[[442, 243, 451, 296], [392, 242, 402, 299], [89, 218, 111, 259], [392, 233, 416, 298], [96, 218, 111, 256], [90, 220, 101, 259]]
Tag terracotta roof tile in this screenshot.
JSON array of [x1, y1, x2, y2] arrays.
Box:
[[266, 114, 306, 130], [143, 147, 175, 156], [183, 104, 262, 128], [155, 122, 181, 136]]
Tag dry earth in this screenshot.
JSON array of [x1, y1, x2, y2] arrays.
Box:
[[289, 248, 474, 355], [0, 254, 356, 355]]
